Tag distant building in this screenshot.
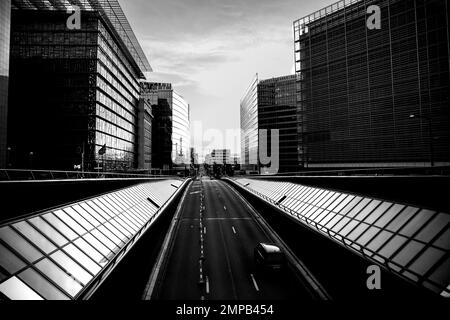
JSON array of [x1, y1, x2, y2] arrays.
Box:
[[137, 97, 153, 170], [294, 0, 450, 168], [141, 82, 172, 170], [0, 0, 11, 168], [172, 91, 190, 166], [258, 75, 301, 173], [240, 74, 259, 172], [7, 0, 151, 171], [240, 74, 300, 173], [141, 82, 190, 170], [208, 149, 231, 165], [205, 154, 211, 165], [231, 153, 240, 166], [190, 147, 198, 165]]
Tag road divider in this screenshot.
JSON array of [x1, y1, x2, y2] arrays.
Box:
[[142, 179, 192, 300]]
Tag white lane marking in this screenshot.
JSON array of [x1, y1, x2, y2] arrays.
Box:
[[204, 227, 206, 234], [250, 274, 260, 292], [190, 191, 201, 195], [232, 226, 236, 234], [206, 276, 210, 294]]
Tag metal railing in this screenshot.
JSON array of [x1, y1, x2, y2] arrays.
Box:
[[0, 169, 179, 181], [236, 165, 450, 177]]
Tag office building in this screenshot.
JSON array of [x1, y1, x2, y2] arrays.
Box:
[[7, 0, 151, 171], [137, 97, 153, 170], [172, 91, 190, 166], [141, 82, 190, 170], [231, 153, 240, 166], [0, 0, 11, 168], [258, 75, 301, 172], [208, 149, 231, 165], [294, 0, 450, 168], [240, 74, 300, 173], [141, 82, 171, 170], [190, 147, 199, 165], [240, 74, 259, 172]]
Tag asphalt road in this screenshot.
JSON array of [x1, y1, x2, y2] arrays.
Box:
[[156, 177, 312, 300]]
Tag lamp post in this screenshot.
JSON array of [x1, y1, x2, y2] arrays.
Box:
[[409, 114, 434, 167], [6, 147, 11, 168], [29, 151, 34, 169]]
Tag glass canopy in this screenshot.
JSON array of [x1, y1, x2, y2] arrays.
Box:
[[0, 179, 182, 300], [233, 178, 450, 298]]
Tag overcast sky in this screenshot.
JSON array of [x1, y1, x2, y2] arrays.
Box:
[[120, 0, 334, 158]]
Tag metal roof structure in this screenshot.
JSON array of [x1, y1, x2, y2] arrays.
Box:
[[293, 0, 363, 36], [232, 177, 450, 298], [11, 0, 152, 76], [0, 179, 183, 300]]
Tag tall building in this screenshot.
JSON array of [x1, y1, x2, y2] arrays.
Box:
[[294, 0, 450, 168], [141, 82, 190, 170], [0, 0, 11, 168], [137, 97, 153, 170], [141, 82, 171, 170], [240, 74, 300, 173], [172, 91, 190, 166], [258, 75, 301, 173], [190, 147, 198, 165], [7, 0, 151, 171], [240, 74, 259, 172]]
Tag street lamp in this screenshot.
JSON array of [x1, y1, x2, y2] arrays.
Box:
[[409, 114, 434, 167], [6, 147, 11, 168], [29, 151, 34, 169]]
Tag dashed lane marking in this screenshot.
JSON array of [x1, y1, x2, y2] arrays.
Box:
[[250, 274, 260, 292]]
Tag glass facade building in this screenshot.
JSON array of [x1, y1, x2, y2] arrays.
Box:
[[258, 75, 302, 173], [7, 0, 151, 171], [172, 91, 190, 166], [141, 82, 190, 170], [240, 74, 259, 171], [137, 97, 153, 170], [294, 0, 450, 168], [0, 0, 11, 169], [240, 74, 301, 173]]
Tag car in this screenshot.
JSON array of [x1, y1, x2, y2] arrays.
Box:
[[254, 243, 285, 271]]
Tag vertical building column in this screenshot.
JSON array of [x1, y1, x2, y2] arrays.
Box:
[[386, 0, 398, 151], [0, 0, 11, 168]]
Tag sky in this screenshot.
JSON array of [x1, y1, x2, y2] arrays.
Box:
[[120, 0, 334, 159]]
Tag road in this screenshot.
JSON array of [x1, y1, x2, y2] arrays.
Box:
[[154, 177, 313, 300]]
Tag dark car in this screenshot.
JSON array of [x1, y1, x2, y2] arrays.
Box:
[[254, 243, 285, 271]]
